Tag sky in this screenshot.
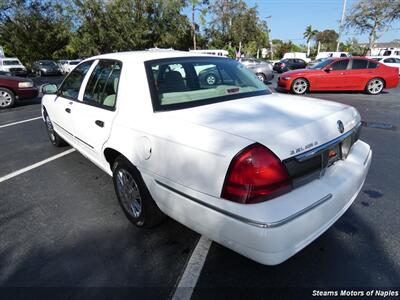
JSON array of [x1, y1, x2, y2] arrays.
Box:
[[191, 0, 400, 45]]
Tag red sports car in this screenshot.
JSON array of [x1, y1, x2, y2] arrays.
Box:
[[0, 75, 38, 109], [277, 57, 399, 95]]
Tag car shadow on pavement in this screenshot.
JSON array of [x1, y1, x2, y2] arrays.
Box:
[[0, 215, 198, 299]]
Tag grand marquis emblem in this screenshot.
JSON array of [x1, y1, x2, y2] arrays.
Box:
[[337, 120, 344, 134]]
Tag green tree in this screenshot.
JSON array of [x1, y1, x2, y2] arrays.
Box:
[[189, 0, 208, 50], [69, 0, 192, 57], [303, 25, 318, 56], [341, 38, 367, 55], [0, 0, 72, 66], [345, 0, 400, 53], [315, 29, 339, 51], [207, 0, 268, 54]]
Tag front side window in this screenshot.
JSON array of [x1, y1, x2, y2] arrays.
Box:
[[146, 57, 269, 111], [331, 60, 349, 70], [384, 58, 395, 63], [59, 61, 93, 99], [83, 60, 121, 108]]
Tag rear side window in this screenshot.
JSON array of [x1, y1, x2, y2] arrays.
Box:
[[368, 61, 378, 69], [83, 60, 121, 109], [331, 60, 349, 70], [59, 61, 93, 99], [383, 58, 395, 63], [351, 59, 368, 69]]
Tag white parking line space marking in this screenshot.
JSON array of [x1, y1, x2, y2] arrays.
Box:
[[0, 149, 76, 184], [0, 116, 42, 129], [172, 236, 212, 300]]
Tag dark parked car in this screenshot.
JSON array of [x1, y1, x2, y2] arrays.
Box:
[[273, 58, 307, 73], [32, 60, 62, 76], [0, 75, 38, 109]]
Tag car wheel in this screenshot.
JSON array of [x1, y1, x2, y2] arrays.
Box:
[[205, 73, 217, 85], [44, 112, 67, 147], [291, 78, 309, 95], [0, 87, 15, 109], [366, 78, 384, 95], [256, 73, 266, 82], [112, 156, 165, 228]]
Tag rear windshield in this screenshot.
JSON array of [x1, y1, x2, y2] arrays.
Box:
[[3, 60, 20, 66], [40, 61, 57, 66], [145, 57, 270, 111]]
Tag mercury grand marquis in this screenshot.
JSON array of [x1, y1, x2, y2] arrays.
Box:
[[41, 51, 372, 265]]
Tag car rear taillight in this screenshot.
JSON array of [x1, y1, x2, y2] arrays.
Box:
[[221, 144, 292, 204]]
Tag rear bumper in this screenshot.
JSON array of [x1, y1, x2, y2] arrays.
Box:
[[16, 87, 39, 100], [144, 140, 371, 265]]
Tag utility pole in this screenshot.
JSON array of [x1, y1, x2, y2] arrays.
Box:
[[336, 0, 347, 52], [191, 2, 197, 50]]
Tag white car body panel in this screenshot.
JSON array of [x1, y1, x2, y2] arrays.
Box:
[[41, 50, 371, 265]]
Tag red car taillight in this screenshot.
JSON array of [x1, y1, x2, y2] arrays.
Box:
[[221, 144, 292, 204]]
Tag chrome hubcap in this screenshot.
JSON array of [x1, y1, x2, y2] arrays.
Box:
[[116, 169, 142, 218], [293, 79, 307, 94], [368, 80, 383, 94], [0, 90, 12, 107], [257, 74, 265, 81], [206, 75, 216, 85]]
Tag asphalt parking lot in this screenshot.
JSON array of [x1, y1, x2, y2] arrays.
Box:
[[0, 74, 399, 299]]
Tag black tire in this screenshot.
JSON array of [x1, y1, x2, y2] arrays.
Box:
[[0, 87, 15, 109], [291, 78, 309, 95], [44, 111, 67, 147], [365, 78, 384, 95], [112, 156, 165, 228], [256, 73, 266, 82]]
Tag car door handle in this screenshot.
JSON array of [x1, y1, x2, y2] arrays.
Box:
[[95, 120, 104, 128], [65, 108, 71, 113]]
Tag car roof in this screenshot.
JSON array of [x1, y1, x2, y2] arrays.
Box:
[[84, 50, 220, 64]]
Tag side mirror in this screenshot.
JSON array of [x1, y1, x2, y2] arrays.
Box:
[[41, 83, 58, 94], [324, 67, 333, 72]]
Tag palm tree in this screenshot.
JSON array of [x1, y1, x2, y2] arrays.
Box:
[[303, 25, 318, 57]]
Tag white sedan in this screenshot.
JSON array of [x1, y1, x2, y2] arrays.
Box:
[[41, 51, 371, 265], [369, 56, 400, 74]]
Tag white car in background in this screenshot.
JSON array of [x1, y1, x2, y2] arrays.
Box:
[[368, 56, 400, 74], [283, 52, 311, 63], [315, 52, 351, 60], [0, 57, 28, 76], [60, 60, 82, 73], [40, 51, 371, 265]]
